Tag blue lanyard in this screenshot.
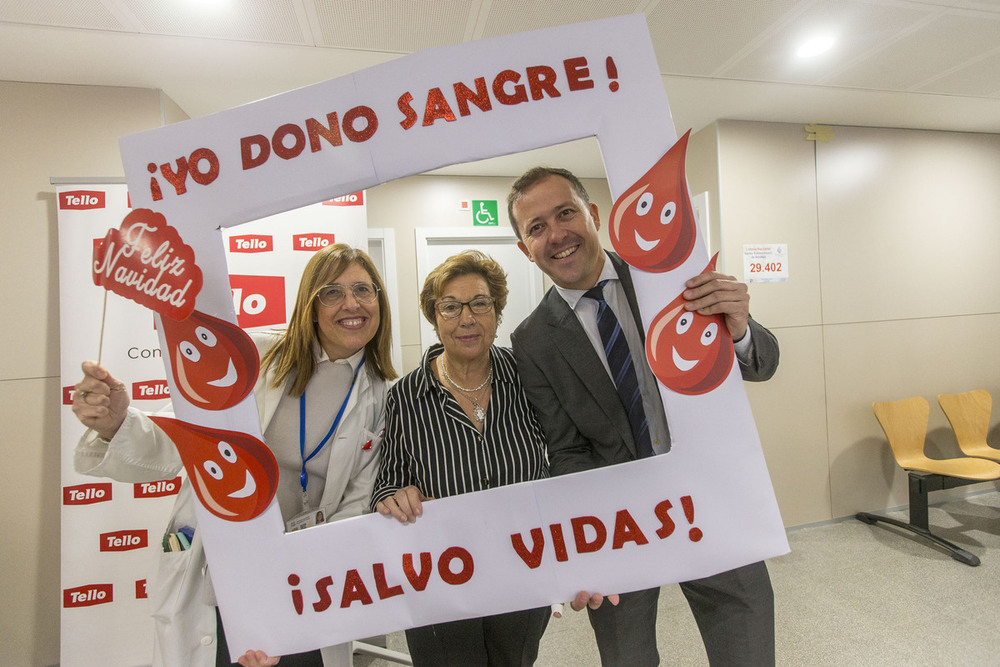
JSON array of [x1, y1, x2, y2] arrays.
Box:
[[299, 357, 365, 501]]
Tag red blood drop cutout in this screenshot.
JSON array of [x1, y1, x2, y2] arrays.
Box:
[[150, 416, 277, 522], [646, 254, 734, 395], [161, 310, 259, 410], [610, 130, 696, 273]]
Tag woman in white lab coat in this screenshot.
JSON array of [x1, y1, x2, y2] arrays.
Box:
[[72, 243, 396, 667]]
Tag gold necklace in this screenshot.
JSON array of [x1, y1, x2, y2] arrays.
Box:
[[440, 356, 492, 422]]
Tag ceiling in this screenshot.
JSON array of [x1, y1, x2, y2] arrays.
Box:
[[3, 0, 999, 178]]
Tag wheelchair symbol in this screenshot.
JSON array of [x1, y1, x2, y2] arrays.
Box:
[[475, 202, 496, 225]]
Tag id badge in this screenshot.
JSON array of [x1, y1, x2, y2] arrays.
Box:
[[285, 507, 326, 532]]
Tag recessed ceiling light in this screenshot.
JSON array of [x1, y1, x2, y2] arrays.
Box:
[[796, 35, 836, 58]]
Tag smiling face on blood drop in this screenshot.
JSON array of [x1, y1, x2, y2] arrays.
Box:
[[645, 255, 734, 395], [149, 417, 277, 522], [161, 310, 259, 410], [313, 261, 380, 361], [609, 130, 697, 273]]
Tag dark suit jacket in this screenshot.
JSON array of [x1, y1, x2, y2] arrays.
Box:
[[511, 252, 779, 477]]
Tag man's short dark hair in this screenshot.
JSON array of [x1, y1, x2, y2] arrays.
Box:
[[507, 167, 591, 240]]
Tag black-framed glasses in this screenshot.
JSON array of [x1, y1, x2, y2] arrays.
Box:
[[316, 282, 379, 307], [435, 296, 495, 319]]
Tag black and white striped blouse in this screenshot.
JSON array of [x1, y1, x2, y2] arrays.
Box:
[[370, 344, 548, 508]]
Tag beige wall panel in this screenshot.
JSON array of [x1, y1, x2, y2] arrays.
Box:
[[817, 127, 1000, 324], [824, 314, 1000, 519], [687, 123, 722, 258], [716, 120, 822, 330], [0, 377, 62, 666], [1, 81, 170, 666], [0, 81, 164, 381], [160, 89, 190, 125], [746, 325, 831, 526]]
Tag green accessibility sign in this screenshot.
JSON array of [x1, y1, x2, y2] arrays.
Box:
[[472, 200, 499, 226]]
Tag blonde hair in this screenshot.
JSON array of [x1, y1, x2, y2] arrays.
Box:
[[261, 244, 396, 396], [419, 250, 508, 326]]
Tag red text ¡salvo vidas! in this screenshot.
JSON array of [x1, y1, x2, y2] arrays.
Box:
[[92, 208, 203, 321]]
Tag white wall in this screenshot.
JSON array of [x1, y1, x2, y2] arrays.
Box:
[[698, 120, 1000, 527]]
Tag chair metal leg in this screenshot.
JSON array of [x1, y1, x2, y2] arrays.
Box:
[[855, 471, 981, 566], [855, 511, 980, 566], [353, 641, 413, 665]]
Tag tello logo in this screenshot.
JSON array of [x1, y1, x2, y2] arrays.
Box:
[[322, 191, 364, 206], [230, 274, 286, 328], [60, 190, 106, 210], [100, 529, 148, 552], [229, 234, 273, 253], [62, 385, 77, 405], [63, 483, 112, 505], [64, 584, 113, 608], [134, 477, 182, 498], [133, 379, 170, 400], [293, 233, 336, 251], [136, 579, 148, 599]]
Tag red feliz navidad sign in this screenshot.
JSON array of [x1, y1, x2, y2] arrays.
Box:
[[92, 208, 203, 321]]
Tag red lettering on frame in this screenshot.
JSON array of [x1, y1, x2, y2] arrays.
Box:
[[571, 515, 607, 553], [402, 552, 433, 591], [437, 547, 474, 586], [340, 569, 374, 608], [372, 563, 405, 600], [510, 527, 545, 569], [612, 509, 649, 549]]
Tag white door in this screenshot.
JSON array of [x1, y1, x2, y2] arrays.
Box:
[[415, 227, 546, 353], [367, 228, 403, 373]]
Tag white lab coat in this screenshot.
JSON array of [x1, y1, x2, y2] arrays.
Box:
[[74, 331, 388, 666]]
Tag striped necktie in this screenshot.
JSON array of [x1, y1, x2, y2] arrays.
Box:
[[584, 280, 654, 458]]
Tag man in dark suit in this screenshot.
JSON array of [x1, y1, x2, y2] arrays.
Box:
[[508, 167, 779, 666]]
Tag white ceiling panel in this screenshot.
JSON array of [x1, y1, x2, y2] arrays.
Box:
[[825, 12, 1000, 90], [480, 0, 649, 38], [311, 0, 474, 52], [719, 0, 935, 84], [116, 0, 310, 44], [0, 0, 127, 30], [646, 0, 804, 76], [917, 49, 1000, 97]]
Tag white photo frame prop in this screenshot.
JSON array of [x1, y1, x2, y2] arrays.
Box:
[[117, 15, 787, 657]]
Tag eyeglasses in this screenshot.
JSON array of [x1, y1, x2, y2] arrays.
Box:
[[316, 282, 379, 307], [435, 296, 495, 319]]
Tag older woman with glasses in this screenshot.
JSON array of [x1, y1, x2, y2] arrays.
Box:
[[72, 244, 396, 667], [371, 250, 549, 666]]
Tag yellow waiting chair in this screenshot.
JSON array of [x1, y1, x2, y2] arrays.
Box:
[[855, 396, 1000, 566], [937, 390, 1000, 463]]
